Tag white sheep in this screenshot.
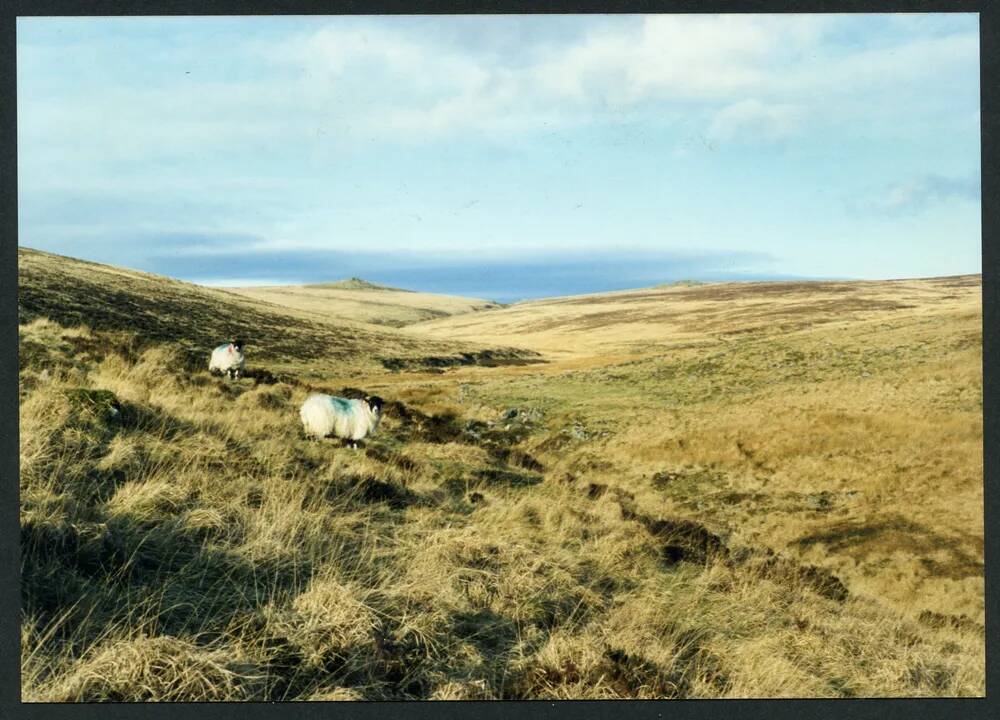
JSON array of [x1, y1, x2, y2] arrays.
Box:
[[209, 339, 245, 380], [300, 394, 384, 448]]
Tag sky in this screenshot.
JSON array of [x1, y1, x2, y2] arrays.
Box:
[[17, 14, 982, 301]]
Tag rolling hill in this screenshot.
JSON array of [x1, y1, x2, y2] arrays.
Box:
[[410, 275, 981, 355], [227, 280, 502, 329], [18, 248, 538, 379], [18, 247, 984, 700]]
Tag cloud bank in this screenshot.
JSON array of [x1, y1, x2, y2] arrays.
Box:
[[159, 249, 778, 302], [17, 14, 982, 288]]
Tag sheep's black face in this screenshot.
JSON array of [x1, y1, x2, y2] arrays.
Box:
[[366, 396, 384, 414], [233, 339, 245, 351]]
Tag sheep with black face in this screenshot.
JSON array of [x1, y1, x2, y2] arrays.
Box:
[[299, 394, 384, 449], [209, 339, 245, 380]]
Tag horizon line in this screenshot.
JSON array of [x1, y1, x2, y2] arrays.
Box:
[[16, 245, 983, 303]]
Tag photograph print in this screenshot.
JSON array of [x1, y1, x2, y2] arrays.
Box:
[[16, 12, 985, 701]]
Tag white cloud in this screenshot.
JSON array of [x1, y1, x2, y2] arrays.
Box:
[[706, 99, 804, 143], [295, 15, 804, 125], [18, 14, 980, 167], [16, 14, 983, 268], [530, 15, 831, 106], [850, 174, 981, 216], [254, 14, 977, 144]]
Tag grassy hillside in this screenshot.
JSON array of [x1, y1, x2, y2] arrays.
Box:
[[311, 277, 411, 291], [18, 248, 537, 378], [227, 281, 501, 329], [19, 250, 984, 700], [413, 276, 980, 355]]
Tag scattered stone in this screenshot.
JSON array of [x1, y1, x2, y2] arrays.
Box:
[[805, 491, 835, 511], [523, 408, 544, 423], [565, 424, 589, 441], [64, 387, 123, 426], [651, 471, 681, 489]]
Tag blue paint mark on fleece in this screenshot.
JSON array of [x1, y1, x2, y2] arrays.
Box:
[[215, 344, 231, 352], [327, 396, 353, 414]]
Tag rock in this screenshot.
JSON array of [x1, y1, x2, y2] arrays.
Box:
[[501, 407, 543, 424], [651, 471, 680, 489], [64, 387, 123, 425], [805, 491, 834, 510], [564, 424, 589, 441], [521, 407, 544, 422]]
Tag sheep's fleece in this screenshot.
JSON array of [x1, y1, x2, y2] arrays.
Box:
[[209, 343, 244, 376], [300, 394, 382, 442]]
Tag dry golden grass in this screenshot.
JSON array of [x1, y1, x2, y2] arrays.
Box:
[[17, 247, 536, 379], [412, 275, 979, 355], [18, 250, 983, 700], [228, 282, 501, 329]]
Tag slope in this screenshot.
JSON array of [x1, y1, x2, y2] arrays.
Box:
[[18, 247, 537, 377], [411, 276, 981, 356], [18, 253, 984, 700], [227, 282, 502, 329]]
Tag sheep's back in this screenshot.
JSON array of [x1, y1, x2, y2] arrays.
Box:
[[300, 394, 368, 440], [300, 394, 334, 438], [209, 344, 244, 371]]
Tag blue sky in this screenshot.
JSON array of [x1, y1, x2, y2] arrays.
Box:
[[17, 14, 981, 301]]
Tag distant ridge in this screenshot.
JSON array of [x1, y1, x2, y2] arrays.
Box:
[[305, 277, 412, 292], [652, 279, 708, 289]]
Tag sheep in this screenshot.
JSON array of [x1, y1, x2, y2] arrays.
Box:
[[209, 339, 245, 380], [300, 394, 384, 449]]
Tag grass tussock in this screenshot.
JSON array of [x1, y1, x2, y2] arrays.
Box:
[[29, 635, 263, 702], [19, 250, 984, 699]]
